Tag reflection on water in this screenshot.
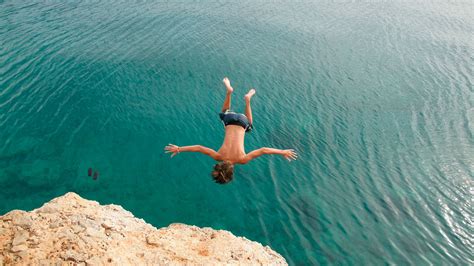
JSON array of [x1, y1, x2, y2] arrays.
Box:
[[1, 1, 473, 264]]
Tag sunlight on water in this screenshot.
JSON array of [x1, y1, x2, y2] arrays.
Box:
[[0, 1, 473, 264]]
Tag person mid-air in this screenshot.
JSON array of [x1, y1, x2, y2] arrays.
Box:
[[165, 77, 298, 184]]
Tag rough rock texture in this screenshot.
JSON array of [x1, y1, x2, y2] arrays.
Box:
[[0, 193, 287, 265]]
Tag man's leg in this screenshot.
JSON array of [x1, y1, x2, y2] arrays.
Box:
[[244, 89, 256, 124], [221, 77, 233, 112]]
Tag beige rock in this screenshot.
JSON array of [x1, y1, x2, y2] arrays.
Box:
[[12, 230, 29, 246], [49, 220, 60, 229], [38, 205, 58, 214], [12, 214, 33, 229], [59, 250, 88, 262], [85, 227, 102, 238], [0, 192, 287, 265], [146, 233, 161, 246], [11, 244, 28, 252], [85, 256, 102, 265], [17, 250, 29, 260], [71, 225, 84, 234], [29, 236, 40, 246]]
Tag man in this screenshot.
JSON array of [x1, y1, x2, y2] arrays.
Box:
[[165, 77, 297, 184]]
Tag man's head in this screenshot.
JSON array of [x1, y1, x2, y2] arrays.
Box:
[[211, 161, 234, 184]]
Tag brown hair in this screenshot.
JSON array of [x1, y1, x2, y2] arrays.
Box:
[[211, 161, 234, 184]]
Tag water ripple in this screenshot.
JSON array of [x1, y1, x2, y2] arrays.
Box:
[[1, 1, 472, 265]]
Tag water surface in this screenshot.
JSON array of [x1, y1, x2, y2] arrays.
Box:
[[1, 1, 473, 264]]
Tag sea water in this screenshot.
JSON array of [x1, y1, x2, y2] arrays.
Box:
[[1, 1, 472, 264]]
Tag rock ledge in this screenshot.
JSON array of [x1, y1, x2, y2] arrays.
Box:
[[0, 192, 287, 265]]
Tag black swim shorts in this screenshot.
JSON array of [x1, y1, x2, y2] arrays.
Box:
[[219, 110, 253, 132]]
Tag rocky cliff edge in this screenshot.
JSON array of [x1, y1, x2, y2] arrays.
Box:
[[0, 192, 287, 265]]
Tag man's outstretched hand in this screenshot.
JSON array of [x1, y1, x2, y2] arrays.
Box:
[[282, 149, 298, 161], [164, 144, 180, 158]]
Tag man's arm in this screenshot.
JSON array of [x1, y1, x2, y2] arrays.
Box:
[[164, 144, 221, 160], [240, 147, 297, 164]]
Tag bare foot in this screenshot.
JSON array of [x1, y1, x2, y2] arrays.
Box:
[[244, 89, 256, 101], [223, 77, 233, 93]]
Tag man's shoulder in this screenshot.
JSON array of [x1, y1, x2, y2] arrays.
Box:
[[234, 154, 249, 165]]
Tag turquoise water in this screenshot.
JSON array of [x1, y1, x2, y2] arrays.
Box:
[[1, 1, 473, 264]]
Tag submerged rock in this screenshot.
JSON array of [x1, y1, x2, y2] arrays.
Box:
[[0, 192, 287, 265]]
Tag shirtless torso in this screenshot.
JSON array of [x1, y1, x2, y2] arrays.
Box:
[[217, 125, 247, 163], [165, 78, 297, 165]]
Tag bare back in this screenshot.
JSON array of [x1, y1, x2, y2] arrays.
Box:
[[217, 125, 246, 163]]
